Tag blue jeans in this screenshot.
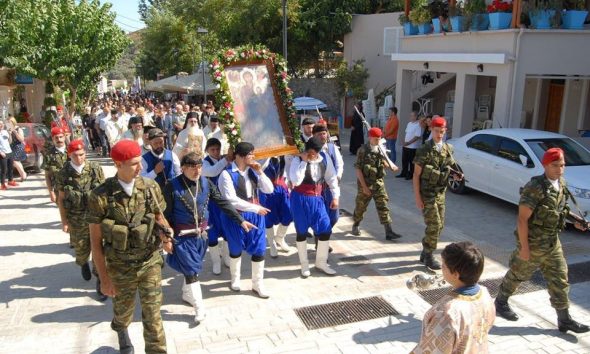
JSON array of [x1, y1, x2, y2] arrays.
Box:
[[386, 138, 397, 163]]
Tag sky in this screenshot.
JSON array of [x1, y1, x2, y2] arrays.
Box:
[[101, 0, 145, 33]]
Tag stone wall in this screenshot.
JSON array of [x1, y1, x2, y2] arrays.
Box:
[[289, 78, 340, 114]]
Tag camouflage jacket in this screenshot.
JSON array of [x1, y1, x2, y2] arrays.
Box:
[[42, 146, 68, 188], [355, 144, 385, 185], [87, 176, 166, 262], [519, 174, 569, 248], [414, 140, 456, 194], [56, 161, 105, 218]]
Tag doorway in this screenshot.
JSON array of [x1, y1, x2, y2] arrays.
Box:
[[544, 82, 564, 132]]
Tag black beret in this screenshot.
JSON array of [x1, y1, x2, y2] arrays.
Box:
[[186, 111, 199, 120], [305, 137, 323, 152], [234, 142, 255, 157], [312, 124, 328, 134], [181, 152, 203, 166], [301, 117, 315, 126], [209, 116, 219, 123], [129, 116, 142, 125]]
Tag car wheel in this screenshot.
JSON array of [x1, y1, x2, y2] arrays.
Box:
[[34, 146, 44, 172], [448, 165, 467, 194]]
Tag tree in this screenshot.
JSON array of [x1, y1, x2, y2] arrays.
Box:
[[335, 59, 369, 99], [138, 0, 167, 22], [0, 0, 130, 113]]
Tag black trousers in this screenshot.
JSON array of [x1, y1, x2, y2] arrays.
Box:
[[400, 147, 417, 178], [0, 153, 14, 184]]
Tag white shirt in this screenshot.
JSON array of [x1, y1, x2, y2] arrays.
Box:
[[97, 111, 110, 131], [302, 133, 313, 142], [203, 126, 228, 154], [404, 121, 423, 149], [322, 143, 344, 180], [289, 154, 340, 199], [105, 119, 125, 144], [0, 130, 12, 154], [218, 162, 274, 213], [70, 161, 85, 174], [122, 130, 143, 147], [140, 150, 182, 180], [548, 178, 560, 192], [118, 112, 130, 130], [435, 141, 443, 152], [56, 146, 66, 154], [118, 178, 135, 197], [202, 156, 229, 179], [173, 127, 206, 157]]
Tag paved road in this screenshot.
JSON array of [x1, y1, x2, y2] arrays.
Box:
[[1, 133, 590, 353]]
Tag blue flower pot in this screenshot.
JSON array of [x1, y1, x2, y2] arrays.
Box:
[[470, 13, 490, 31], [432, 18, 442, 33], [403, 22, 418, 35], [418, 23, 432, 34], [562, 10, 588, 29], [530, 10, 556, 29], [488, 12, 512, 30], [451, 16, 464, 32]]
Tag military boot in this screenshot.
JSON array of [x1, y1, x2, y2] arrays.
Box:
[[117, 329, 135, 354], [96, 277, 108, 302], [384, 224, 402, 240], [557, 308, 590, 333], [81, 262, 92, 281], [351, 222, 360, 236], [420, 250, 441, 270], [494, 295, 519, 321]]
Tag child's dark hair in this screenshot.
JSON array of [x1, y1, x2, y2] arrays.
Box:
[[441, 241, 484, 286]]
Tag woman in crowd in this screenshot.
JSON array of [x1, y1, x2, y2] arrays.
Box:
[[0, 120, 17, 190], [8, 117, 27, 182]]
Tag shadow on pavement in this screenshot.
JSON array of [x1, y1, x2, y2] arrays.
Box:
[[31, 304, 112, 324], [352, 314, 421, 344], [0, 193, 51, 201], [490, 325, 579, 343], [0, 220, 61, 231], [89, 346, 118, 354], [0, 242, 71, 256], [0, 201, 57, 210]]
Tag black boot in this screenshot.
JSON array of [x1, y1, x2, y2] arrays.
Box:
[[557, 308, 590, 333], [384, 224, 402, 240], [420, 250, 441, 270], [495, 295, 519, 321], [81, 262, 92, 281], [117, 329, 135, 354], [351, 222, 360, 236], [96, 278, 108, 302]]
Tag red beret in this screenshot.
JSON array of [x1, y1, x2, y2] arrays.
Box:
[[67, 139, 84, 154], [542, 148, 564, 166], [431, 116, 447, 128], [110, 140, 142, 162], [368, 127, 382, 138], [51, 127, 65, 136]]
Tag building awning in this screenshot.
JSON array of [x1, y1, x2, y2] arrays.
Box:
[[391, 53, 508, 64]]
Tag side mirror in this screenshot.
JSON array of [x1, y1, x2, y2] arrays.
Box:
[[519, 154, 528, 167]]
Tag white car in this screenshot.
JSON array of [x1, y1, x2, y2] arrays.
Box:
[[447, 128, 590, 218]]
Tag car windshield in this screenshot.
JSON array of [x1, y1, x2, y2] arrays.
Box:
[[20, 126, 31, 137], [525, 138, 590, 166]]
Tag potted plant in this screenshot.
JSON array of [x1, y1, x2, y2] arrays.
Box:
[[449, 2, 465, 32], [487, 0, 513, 30], [429, 0, 448, 33], [527, 0, 559, 29], [563, 0, 588, 29], [465, 0, 489, 31], [399, 13, 418, 35], [409, 6, 433, 34]]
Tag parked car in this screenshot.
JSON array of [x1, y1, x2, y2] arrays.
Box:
[[447, 128, 590, 217], [17, 123, 50, 172]]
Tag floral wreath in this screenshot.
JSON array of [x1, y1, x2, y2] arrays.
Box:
[[210, 44, 303, 151]]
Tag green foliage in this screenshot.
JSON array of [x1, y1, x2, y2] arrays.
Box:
[[464, 0, 487, 16], [409, 6, 432, 24], [0, 0, 130, 113], [335, 59, 369, 100], [398, 13, 410, 25], [138, 0, 167, 21]]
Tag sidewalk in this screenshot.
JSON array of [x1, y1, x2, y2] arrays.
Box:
[[1, 143, 590, 353]]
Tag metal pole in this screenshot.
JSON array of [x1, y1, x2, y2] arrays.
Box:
[[201, 41, 206, 104], [282, 0, 287, 61]]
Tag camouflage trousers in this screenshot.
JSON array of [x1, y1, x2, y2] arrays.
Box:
[[69, 223, 92, 268], [353, 180, 391, 225], [421, 191, 446, 253], [498, 238, 569, 310], [107, 252, 166, 354]]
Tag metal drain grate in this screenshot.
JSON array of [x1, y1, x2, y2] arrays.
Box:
[[417, 260, 590, 305], [294, 296, 399, 330]]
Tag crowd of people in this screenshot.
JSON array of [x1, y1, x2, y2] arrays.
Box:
[[6, 92, 589, 353]]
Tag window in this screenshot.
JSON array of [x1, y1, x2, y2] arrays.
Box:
[[35, 125, 50, 139], [498, 138, 533, 167], [526, 138, 590, 167], [466, 134, 498, 154], [383, 27, 402, 55]]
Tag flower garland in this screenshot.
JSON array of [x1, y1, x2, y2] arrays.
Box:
[[210, 44, 303, 151]]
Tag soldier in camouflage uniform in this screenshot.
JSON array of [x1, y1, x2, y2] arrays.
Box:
[[412, 117, 462, 270], [56, 139, 105, 299], [495, 148, 589, 334], [88, 140, 171, 354], [351, 127, 402, 240], [43, 127, 69, 204]]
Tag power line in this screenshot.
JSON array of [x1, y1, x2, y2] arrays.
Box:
[[116, 13, 145, 24], [114, 19, 143, 31]]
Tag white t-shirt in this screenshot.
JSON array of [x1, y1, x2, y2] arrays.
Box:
[[404, 121, 423, 149]]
